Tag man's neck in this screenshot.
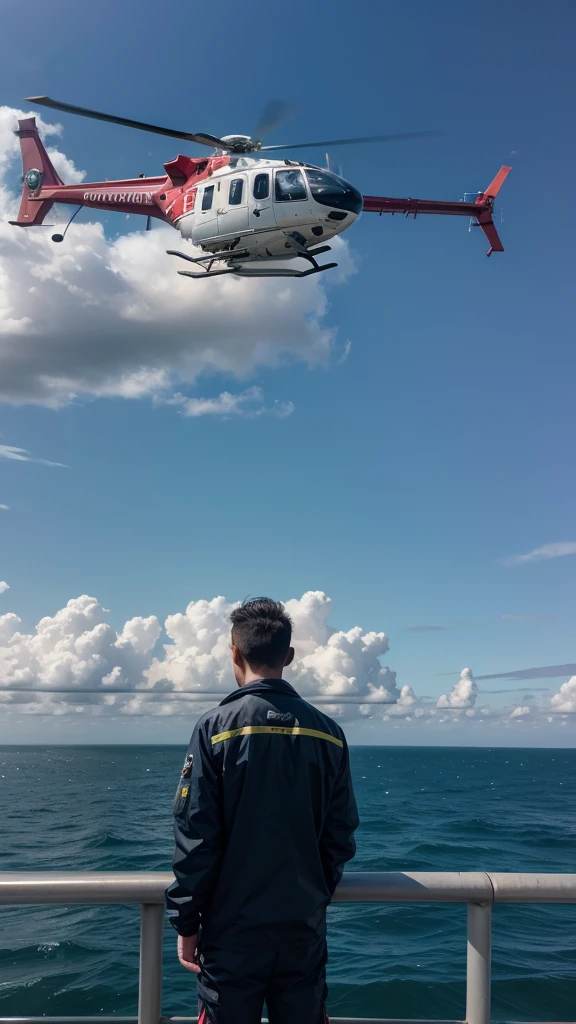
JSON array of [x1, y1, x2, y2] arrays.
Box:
[[239, 667, 283, 686]]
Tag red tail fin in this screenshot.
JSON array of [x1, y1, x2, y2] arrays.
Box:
[[9, 117, 64, 227], [475, 165, 512, 256]]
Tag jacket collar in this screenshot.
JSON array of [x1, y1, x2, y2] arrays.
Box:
[[219, 677, 299, 706]]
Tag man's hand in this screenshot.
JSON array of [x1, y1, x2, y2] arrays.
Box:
[[177, 934, 201, 974]]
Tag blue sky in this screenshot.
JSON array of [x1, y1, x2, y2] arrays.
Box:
[[0, 0, 575, 744]]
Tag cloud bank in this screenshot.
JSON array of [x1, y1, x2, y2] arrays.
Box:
[[0, 591, 396, 718], [0, 590, 573, 734], [0, 106, 353, 411]]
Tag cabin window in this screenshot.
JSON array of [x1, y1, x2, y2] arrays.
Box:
[[253, 173, 270, 200], [229, 178, 244, 205], [275, 169, 307, 202], [202, 185, 214, 211]]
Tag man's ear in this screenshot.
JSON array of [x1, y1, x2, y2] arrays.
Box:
[[231, 645, 244, 668], [284, 647, 295, 667]]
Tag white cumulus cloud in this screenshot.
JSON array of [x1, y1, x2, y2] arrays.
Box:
[[0, 105, 354, 411], [550, 676, 576, 713], [437, 668, 478, 708], [0, 581, 9, 595], [510, 705, 532, 718], [0, 504, 8, 510], [504, 542, 576, 567]]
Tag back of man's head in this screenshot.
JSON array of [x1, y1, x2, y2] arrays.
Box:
[[230, 598, 293, 673]]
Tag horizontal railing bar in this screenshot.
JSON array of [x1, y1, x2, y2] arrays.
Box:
[[2, 871, 576, 905], [336, 872, 493, 903], [489, 872, 576, 902], [166, 1019, 464, 1024], [0, 1019, 465, 1024], [164, 1019, 463, 1024], [0, 1019, 571, 1024], [0, 872, 167, 905]]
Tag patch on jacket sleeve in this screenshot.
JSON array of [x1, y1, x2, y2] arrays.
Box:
[[180, 753, 194, 778]]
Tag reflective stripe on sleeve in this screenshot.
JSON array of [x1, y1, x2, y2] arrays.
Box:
[[211, 725, 343, 747]]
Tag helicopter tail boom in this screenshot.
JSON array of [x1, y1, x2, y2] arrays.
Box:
[[362, 165, 512, 255], [8, 117, 64, 227]]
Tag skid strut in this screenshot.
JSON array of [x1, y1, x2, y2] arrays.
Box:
[[167, 243, 337, 279]]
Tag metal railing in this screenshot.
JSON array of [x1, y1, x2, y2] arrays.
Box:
[[1, 871, 575, 1024]]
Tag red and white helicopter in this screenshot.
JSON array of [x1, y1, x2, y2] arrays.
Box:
[[11, 97, 511, 280]]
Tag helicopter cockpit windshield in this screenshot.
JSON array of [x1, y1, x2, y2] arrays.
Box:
[[305, 169, 363, 214]]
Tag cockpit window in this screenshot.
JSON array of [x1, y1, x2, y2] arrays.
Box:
[[305, 169, 363, 215], [202, 185, 214, 211], [229, 178, 244, 205], [275, 169, 307, 202], [253, 173, 270, 200]]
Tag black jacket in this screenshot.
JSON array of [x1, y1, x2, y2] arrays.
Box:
[[166, 678, 358, 949]]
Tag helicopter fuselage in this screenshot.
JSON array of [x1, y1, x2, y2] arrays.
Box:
[[165, 156, 363, 259]]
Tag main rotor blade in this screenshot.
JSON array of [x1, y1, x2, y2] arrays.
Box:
[[260, 130, 440, 151], [254, 100, 297, 141], [25, 96, 227, 149]]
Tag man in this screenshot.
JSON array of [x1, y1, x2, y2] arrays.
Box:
[[166, 597, 358, 1024]]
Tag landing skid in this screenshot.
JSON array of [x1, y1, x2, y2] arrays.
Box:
[[166, 247, 251, 265], [167, 245, 337, 280]]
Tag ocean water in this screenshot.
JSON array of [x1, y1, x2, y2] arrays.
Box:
[[0, 745, 575, 1021]]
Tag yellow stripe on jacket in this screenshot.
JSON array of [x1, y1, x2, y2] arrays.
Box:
[[211, 725, 343, 747]]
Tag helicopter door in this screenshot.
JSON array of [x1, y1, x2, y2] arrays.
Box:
[[194, 182, 218, 241], [273, 168, 313, 230], [218, 174, 249, 236], [249, 171, 276, 232]]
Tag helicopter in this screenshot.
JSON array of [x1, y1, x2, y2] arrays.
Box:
[[10, 97, 511, 280]]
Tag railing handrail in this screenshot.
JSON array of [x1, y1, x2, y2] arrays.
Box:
[[1, 870, 576, 905]]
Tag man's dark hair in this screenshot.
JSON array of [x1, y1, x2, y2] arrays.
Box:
[[230, 598, 293, 669]]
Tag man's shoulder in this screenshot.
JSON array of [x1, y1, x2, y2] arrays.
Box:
[[293, 695, 347, 743], [195, 704, 225, 731]]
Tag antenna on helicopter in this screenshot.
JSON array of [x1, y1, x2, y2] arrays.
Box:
[[51, 205, 82, 243]]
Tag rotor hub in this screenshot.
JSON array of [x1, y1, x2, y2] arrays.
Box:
[[220, 135, 262, 153]]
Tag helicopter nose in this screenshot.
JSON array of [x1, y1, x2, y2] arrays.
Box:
[[305, 169, 363, 216]]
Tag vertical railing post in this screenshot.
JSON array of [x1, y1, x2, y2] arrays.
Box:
[[139, 903, 164, 1024], [466, 901, 491, 1024]]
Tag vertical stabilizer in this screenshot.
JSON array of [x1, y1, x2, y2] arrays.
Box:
[[9, 117, 64, 227], [474, 165, 512, 255]]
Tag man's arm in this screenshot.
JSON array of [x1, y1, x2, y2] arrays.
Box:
[[165, 719, 224, 938], [319, 738, 359, 896]]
